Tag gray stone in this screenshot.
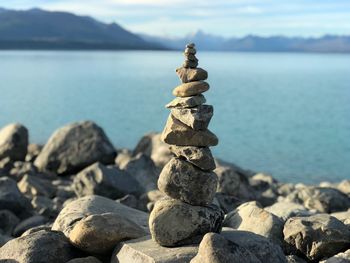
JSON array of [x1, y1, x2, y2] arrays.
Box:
[[284, 186, 350, 213], [183, 60, 198, 68], [9, 161, 40, 181], [214, 193, 243, 214], [0, 210, 19, 236], [158, 158, 217, 206], [34, 121, 116, 175], [215, 166, 241, 195], [221, 228, 287, 263], [185, 47, 196, 55], [161, 115, 218, 147], [223, 201, 284, 245], [52, 195, 149, 236], [31, 196, 59, 218], [149, 198, 224, 247], [286, 255, 307, 263], [13, 215, 48, 237], [186, 43, 195, 48], [0, 234, 12, 247], [283, 214, 350, 261], [171, 105, 213, 130], [338, 180, 350, 195], [25, 143, 43, 162], [0, 176, 31, 216], [190, 232, 261, 263], [21, 225, 52, 237], [265, 201, 315, 221], [73, 162, 141, 199], [0, 230, 74, 263], [0, 123, 28, 161], [320, 249, 350, 263], [173, 81, 209, 97], [17, 174, 56, 198], [112, 236, 198, 263], [185, 53, 198, 62], [69, 212, 147, 254], [331, 209, 350, 225], [116, 194, 139, 209], [67, 257, 102, 263], [169, 145, 216, 171], [176, 67, 208, 83], [166, 95, 206, 109], [122, 153, 159, 192]]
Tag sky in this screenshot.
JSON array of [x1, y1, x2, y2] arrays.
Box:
[[0, 0, 350, 37]]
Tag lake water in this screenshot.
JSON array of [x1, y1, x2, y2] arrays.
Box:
[[0, 51, 349, 183]]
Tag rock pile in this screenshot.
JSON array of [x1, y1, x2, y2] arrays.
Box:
[[149, 43, 224, 247]]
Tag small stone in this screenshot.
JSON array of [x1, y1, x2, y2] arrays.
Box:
[[185, 47, 196, 55], [169, 145, 216, 171], [183, 59, 199, 68], [158, 157, 217, 205], [161, 115, 218, 147], [283, 214, 350, 261], [69, 212, 147, 254], [171, 105, 213, 130], [149, 198, 224, 247], [223, 201, 284, 245], [0, 123, 28, 162], [173, 81, 209, 97], [176, 67, 208, 83], [111, 236, 198, 263], [190, 233, 261, 263], [186, 43, 195, 48], [185, 53, 198, 62], [166, 95, 206, 108]]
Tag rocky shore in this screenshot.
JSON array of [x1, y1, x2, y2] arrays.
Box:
[[0, 121, 349, 263]]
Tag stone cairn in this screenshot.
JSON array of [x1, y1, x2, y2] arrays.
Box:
[[149, 43, 224, 247]]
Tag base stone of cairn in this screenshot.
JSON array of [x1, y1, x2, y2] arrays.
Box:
[[149, 43, 224, 248]]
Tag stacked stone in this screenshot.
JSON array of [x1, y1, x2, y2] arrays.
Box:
[[149, 43, 224, 247]]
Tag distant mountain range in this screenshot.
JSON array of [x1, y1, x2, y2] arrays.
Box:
[[0, 8, 350, 52]]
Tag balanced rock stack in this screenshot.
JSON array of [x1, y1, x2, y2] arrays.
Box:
[[149, 43, 224, 247]]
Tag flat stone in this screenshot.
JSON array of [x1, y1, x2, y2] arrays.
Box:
[[69, 212, 147, 254], [149, 198, 224, 247], [158, 158, 217, 205], [176, 67, 208, 83], [166, 95, 206, 109], [183, 60, 198, 69], [283, 214, 350, 261], [161, 115, 218, 147], [52, 195, 149, 236], [0, 123, 28, 161], [223, 201, 284, 245], [173, 81, 209, 97], [171, 105, 213, 130], [169, 146, 216, 171], [111, 236, 198, 263]]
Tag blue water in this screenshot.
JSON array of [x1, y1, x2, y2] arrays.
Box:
[[0, 51, 349, 183]]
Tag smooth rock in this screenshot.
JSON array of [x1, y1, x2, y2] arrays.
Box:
[[161, 115, 218, 147], [122, 153, 159, 192], [116, 194, 139, 209], [173, 81, 209, 97], [0, 234, 12, 247], [0, 210, 20, 236], [52, 195, 149, 236], [284, 186, 350, 213], [320, 249, 350, 263], [149, 198, 224, 247], [21, 225, 52, 237], [265, 201, 315, 221], [185, 53, 198, 62], [17, 174, 56, 198], [338, 180, 350, 195], [132, 132, 172, 168], [0, 123, 28, 161], [223, 201, 284, 245], [214, 193, 243, 214], [283, 214, 350, 261], [0, 230, 74, 263], [169, 145, 216, 171], [158, 158, 217, 205], [171, 105, 213, 130], [331, 209, 350, 225], [25, 143, 42, 162], [166, 95, 206, 109], [183, 60, 198, 68], [221, 228, 287, 263], [9, 161, 40, 181], [73, 162, 141, 199], [13, 215, 48, 237], [0, 176, 31, 216], [67, 257, 102, 263], [34, 121, 116, 175], [185, 47, 196, 54], [190, 232, 261, 263], [176, 67, 208, 83], [112, 235, 198, 263], [69, 212, 147, 254]]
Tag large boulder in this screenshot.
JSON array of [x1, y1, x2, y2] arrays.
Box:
[[283, 214, 350, 261], [158, 157, 217, 206], [190, 233, 261, 263], [223, 201, 284, 245], [0, 123, 28, 161], [0, 230, 75, 263], [69, 212, 147, 254], [149, 198, 224, 247], [73, 162, 141, 199], [34, 121, 116, 175], [52, 195, 149, 236], [221, 228, 287, 263], [284, 186, 350, 213]]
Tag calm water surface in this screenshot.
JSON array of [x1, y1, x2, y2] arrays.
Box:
[[0, 51, 349, 183]]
